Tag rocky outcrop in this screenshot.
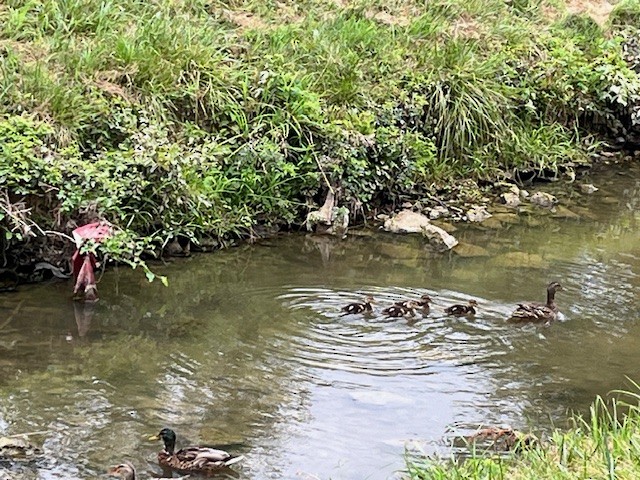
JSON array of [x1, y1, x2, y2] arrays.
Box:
[[383, 210, 458, 250]]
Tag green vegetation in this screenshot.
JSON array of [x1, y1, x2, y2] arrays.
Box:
[[406, 389, 640, 479], [1, 0, 639, 272]]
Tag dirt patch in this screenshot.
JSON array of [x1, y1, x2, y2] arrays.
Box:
[[224, 10, 270, 30], [367, 10, 414, 27], [449, 14, 484, 39], [566, 0, 615, 25], [0, 39, 50, 65]]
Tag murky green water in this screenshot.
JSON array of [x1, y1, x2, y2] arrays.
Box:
[[1, 164, 640, 479]]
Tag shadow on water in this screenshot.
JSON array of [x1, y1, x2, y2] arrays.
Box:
[[1, 165, 640, 479]]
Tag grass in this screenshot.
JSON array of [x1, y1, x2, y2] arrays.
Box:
[[406, 389, 640, 480], [0, 0, 639, 272]]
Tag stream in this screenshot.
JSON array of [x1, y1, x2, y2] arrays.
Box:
[[1, 163, 640, 479]]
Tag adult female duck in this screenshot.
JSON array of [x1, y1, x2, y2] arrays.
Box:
[[509, 282, 563, 323]]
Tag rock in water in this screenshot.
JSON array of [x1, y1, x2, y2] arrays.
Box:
[[384, 210, 458, 250], [384, 210, 431, 233], [530, 191, 558, 208]]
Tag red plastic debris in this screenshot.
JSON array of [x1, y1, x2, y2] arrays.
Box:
[[70, 221, 112, 302]]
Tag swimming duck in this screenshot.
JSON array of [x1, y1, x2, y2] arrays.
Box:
[[396, 294, 432, 312], [150, 428, 244, 473], [340, 295, 374, 316], [444, 299, 478, 316], [108, 462, 136, 480], [383, 300, 420, 318], [509, 282, 563, 323]]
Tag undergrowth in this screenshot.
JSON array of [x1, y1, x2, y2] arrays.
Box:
[[0, 0, 639, 275]]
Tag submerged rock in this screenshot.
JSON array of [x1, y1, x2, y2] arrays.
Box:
[[489, 251, 549, 269], [552, 205, 581, 220], [491, 213, 520, 224], [454, 242, 490, 257]]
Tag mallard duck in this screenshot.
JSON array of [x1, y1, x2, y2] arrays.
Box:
[[340, 295, 374, 316], [108, 462, 136, 480], [382, 300, 420, 318], [150, 428, 244, 473], [509, 282, 563, 323], [444, 299, 478, 316], [396, 294, 433, 312]]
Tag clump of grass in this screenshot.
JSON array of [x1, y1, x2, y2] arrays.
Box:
[[609, 0, 640, 28], [407, 389, 640, 479]]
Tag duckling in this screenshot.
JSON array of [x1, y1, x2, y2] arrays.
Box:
[[509, 282, 563, 323], [444, 299, 478, 317], [396, 294, 433, 313], [340, 295, 374, 316], [150, 428, 243, 473], [108, 462, 136, 480], [383, 300, 420, 318]]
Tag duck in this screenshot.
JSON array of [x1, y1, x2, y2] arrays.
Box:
[[108, 462, 136, 480], [444, 299, 478, 316], [396, 294, 433, 312], [150, 428, 244, 473], [382, 300, 420, 318], [340, 295, 374, 316], [509, 282, 563, 323]]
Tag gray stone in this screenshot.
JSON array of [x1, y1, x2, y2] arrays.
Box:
[[467, 205, 492, 222], [421, 223, 458, 250], [530, 191, 558, 208], [501, 191, 521, 208], [428, 205, 449, 220], [384, 210, 431, 233], [579, 183, 598, 194]]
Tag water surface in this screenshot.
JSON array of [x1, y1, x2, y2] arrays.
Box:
[[1, 164, 640, 479]]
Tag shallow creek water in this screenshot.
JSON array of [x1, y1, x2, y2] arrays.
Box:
[[1, 164, 640, 479]]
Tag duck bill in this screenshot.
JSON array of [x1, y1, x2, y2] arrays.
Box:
[[148, 434, 160, 440]]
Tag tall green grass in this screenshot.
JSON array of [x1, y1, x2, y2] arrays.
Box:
[[0, 0, 639, 272], [407, 389, 640, 480]]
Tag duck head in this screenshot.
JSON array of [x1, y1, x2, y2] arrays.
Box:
[[150, 427, 177, 454], [419, 294, 433, 305], [547, 282, 563, 293]]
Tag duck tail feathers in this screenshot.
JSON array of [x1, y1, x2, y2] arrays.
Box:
[[224, 455, 245, 466]]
